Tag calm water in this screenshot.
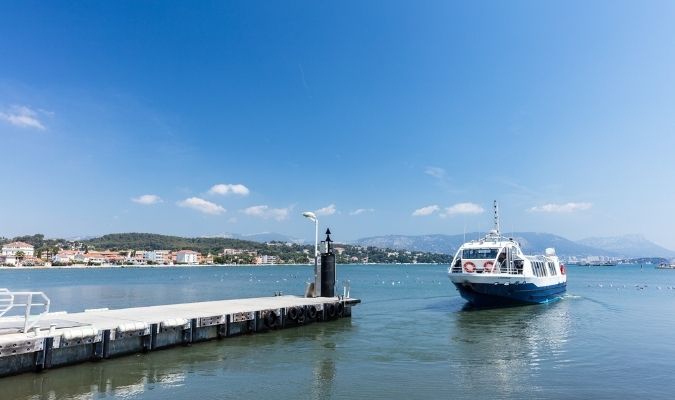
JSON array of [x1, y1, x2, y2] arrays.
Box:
[[2, 264, 675, 399]]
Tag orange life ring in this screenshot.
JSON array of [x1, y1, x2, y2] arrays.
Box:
[[560, 264, 566, 275], [463, 262, 475, 273], [484, 261, 494, 272]]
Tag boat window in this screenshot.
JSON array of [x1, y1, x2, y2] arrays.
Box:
[[532, 261, 549, 277], [462, 248, 499, 259]]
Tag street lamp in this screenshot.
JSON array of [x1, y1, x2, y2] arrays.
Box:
[[302, 211, 319, 297], [302, 211, 319, 261]]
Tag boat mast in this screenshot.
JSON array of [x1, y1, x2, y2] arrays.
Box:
[[493, 200, 500, 235]]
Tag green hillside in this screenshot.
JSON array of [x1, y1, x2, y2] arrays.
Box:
[[1, 233, 452, 264]]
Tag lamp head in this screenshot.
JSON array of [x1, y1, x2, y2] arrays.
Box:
[[302, 211, 317, 222]]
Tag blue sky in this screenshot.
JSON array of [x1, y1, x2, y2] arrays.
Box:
[[2, 1, 675, 248]]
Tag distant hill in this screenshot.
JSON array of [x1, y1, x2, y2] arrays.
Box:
[[353, 232, 617, 257], [237, 232, 304, 244], [577, 234, 675, 258], [83, 233, 271, 254], [76, 233, 450, 263], [201, 232, 304, 244], [352, 234, 458, 255]]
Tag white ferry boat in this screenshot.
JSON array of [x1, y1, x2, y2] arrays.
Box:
[[448, 201, 567, 307]]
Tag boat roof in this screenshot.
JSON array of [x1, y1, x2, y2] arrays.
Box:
[[459, 230, 521, 249]]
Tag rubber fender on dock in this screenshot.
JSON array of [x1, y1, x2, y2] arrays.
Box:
[[326, 303, 336, 318], [307, 305, 318, 320], [264, 311, 278, 328], [337, 302, 345, 317], [287, 307, 299, 321], [62, 327, 98, 340], [296, 306, 306, 324], [117, 322, 149, 333], [161, 318, 189, 329]]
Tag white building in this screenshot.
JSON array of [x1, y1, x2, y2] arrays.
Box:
[[73, 252, 106, 265], [223, 248, 243, 255], [1, 241, 35, 257], [223, 248, 257, 256], [256, 255, 278, 265], [0, 255, 17, 266], [53, 250, 79, 264], [176, 250, 199, 264], [144, 250, 171, 264]]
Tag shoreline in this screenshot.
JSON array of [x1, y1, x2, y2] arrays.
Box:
[[0, 262, 445, 270]]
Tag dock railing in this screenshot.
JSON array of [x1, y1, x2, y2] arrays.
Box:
[[0, 289, 51, 333], [342, 280, 350, 299], [0, 289, 13, 318]]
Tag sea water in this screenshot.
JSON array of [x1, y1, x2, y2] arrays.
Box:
[[1, 264, 674, 399]]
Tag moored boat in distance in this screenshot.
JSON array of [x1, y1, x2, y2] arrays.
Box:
[[656, 262, 675, 270], [448, 201, 567, 307]]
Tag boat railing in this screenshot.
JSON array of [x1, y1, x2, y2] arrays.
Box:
[[497, 261, 519, 274], [0, 289, 51, 333], [451, 259, 462, 273], [450, 260, 523, 275]]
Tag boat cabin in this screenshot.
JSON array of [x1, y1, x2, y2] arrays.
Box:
[[450, 231, 526, 275]]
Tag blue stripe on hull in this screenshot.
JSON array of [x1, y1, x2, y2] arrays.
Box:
[[453, 281, 567, 307]]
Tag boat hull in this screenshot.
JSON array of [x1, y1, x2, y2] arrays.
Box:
[[453, 281, 567, 307]]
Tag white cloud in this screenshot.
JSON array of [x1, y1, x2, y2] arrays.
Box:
[[178, 197, 226, 215], [0, 105, 47, 130], [242, 205, 291, 221], [208, 183, 250, 196], [529, 202, 592, 213], [315, 204, 337, 216], [349, 208, 375, 216], [425, 166, 446, 179], [412, 205, 440, 217], [131, 194, 162, 205], [441, 202, 485, 217]]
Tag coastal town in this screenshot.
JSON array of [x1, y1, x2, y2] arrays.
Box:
[[0, 235, 452, 267], [0, 240, 290, 267]]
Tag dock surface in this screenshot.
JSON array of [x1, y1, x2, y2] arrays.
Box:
[[0, 295, 359, 378]]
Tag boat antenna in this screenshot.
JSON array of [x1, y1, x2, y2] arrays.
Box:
[[493, 200, 500, 235]]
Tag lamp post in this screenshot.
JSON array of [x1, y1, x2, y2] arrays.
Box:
[[302, 211, 319, 296], [302, 211, 319, 261]]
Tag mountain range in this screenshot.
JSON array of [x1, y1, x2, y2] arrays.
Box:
[[351, 232, 675, 258], [577, 234, 675, 258], [72, 231, 674, 259]]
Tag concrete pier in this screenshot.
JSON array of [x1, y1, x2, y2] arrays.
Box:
[[0, 295, 360, 378]]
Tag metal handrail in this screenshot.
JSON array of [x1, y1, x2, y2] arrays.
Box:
[[0, 288, 14, 318], [342, 280, 350, 299], [0, 289, 50, 333]]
